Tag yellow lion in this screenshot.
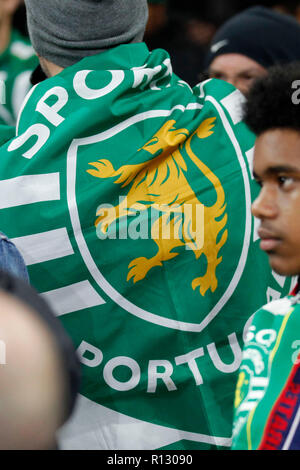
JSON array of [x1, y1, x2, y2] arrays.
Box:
[[87, 118, 228, 296]]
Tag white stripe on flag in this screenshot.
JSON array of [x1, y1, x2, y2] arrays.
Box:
[[11, 228, 74, 266], [41, 280, 105, 316], [251, 377, 269, 387], [246, 390, 265, 400], [272, 271, 286, 289], [58, 394, 232, 450], [0, 173, 60, 209], [245, 147, 254, 178], [264, 297, 293, 316], [221, 89, 246, 125], [253, 216, 260, 243], [239, 401, 257, 412]]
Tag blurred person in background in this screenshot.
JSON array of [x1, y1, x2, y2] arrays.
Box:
[[145, 0, 218, 86], [204, 6, 300, 96], [270, 0, 300, 20], [0, 0, 37, 126], [0, 269, 80, 449], [146, 0, 168, 37]]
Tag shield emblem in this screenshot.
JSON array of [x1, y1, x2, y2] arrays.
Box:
[[67, 109, 253, 332]]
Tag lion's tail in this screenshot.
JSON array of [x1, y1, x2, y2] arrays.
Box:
[[185, 137, 226, 211]]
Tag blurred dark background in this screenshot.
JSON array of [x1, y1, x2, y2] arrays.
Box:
[[12, 0, 300, 87], [144, 0, 300, 85]]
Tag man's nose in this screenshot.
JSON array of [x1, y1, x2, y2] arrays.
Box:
[[251, 187, 278, 219]]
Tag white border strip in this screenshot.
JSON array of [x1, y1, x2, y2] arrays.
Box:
[[11, 228, 74, 266], [221, 89, 246, 125], [58, 394, 232, 450], [16, 83, 38, 135], [245, 147, 255, 179], [42, 280, 105, 317], [0, 173, 60, 209]]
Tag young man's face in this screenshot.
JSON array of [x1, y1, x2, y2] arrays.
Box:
[[251, 129, 300, 276]]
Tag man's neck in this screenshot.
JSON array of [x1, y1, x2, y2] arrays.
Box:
[[39, 56, 64, 78]]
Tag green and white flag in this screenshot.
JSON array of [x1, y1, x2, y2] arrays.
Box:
[[0, 43, 292, 450], [0, 29, 38, 126]]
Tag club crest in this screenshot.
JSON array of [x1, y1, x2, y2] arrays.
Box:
[[66, 110, 252, 331], [87, 118, 228, 296]]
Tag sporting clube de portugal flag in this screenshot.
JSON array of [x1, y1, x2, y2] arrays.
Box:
[[0, 43, 294, 450]]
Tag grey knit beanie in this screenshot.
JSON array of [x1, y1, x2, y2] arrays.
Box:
[[24, 0, 149, 68]]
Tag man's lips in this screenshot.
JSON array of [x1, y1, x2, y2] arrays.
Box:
[[258, 228, 282, 252]]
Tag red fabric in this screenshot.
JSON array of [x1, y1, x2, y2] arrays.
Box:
[[258, 359, 300, 450], [291, 283, 299, 296]]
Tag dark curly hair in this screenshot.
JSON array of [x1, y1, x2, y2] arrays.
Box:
[[244, 62, 300, 136]]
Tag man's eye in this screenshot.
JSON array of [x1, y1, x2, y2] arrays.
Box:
[[241, 75, 253, 81], [278, 176, 293, 187], [210, 72, 224, 80]]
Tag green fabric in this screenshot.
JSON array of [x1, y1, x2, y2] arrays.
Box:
[[0, 29, 38, 126], [0, 43, 292, 450], [232, 295, 300, 450], [0, 124, 15, 146]]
